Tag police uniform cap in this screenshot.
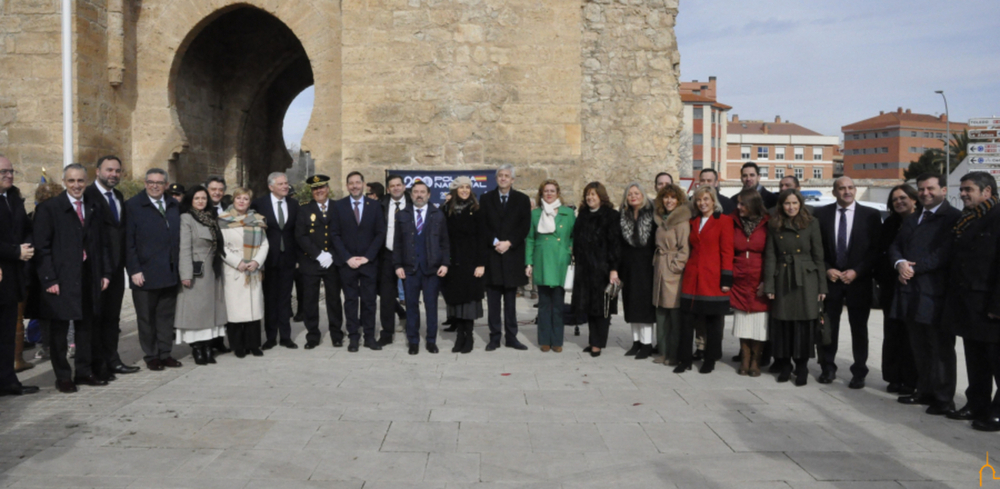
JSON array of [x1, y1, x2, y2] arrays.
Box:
[[307, 174, 331, 189]]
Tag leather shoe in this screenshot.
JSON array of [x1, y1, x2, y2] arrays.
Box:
[[848, 377, 865, 389], [426, 343, 439, 354], [408, 344, 419, 355], [304, 340, 319, 350], [898, 385, 916, 396], [280, 339, 298, 349], [348, 342, 360, 352], [378, 337, 393, 346], [250, 348, 264, 357], [366, 341, 382, 351], [112, 364, 141, 374], [948, 405, 981, 421], [211, 343, 231, 354], [293, 313, 304, 322], [332, 339, 344, 348], [485, 341, 499, 352], [55, 380, 77, 393], [972, 416, 1000, 432], [74, 375, 108, 387], [926, 403, 956, 416], [898, 394, 934, 405], [95, 371, 117, 382], [145, 359, 164, 371], [261, 339, 277, 350], [886, 382, 901, 393], [162, 357, 183, 368], [505, 341, 528, 351], [0, 384, 40, 395], [817, 371, 834, 384]]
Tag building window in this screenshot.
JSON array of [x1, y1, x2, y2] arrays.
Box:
[[774, 167, 785, 179], [775, 147, 785, 160], [758, 147, 769, 159], [909, 147, 919, 153], [711, 111, 716, 123], [882, 131, 889, 137], [693, 134, 703, 145], [794, 147, 804, 160], [852, 134, 860, 140], [873, 132, 879, 139], [741, 146, 751, 159], [794, 168, 804, 179], [813, 148, 823, 160], [813, 168, 823, 179], [881, 147, 889, 154], [693, 107, 703, 120], [693, 159, 704, 170], [881, 162, 889, 169], [759, 166, 769, 179], [911, 131, 917, 137]]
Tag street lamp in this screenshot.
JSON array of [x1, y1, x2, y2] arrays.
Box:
[[935, 90, 949, 189]]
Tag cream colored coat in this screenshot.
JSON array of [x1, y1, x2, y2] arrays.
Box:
[[220, 224, 270, 323], [652, 204, 692, 309]]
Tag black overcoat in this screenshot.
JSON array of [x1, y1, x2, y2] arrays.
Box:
[[84, 183, 126, 271], [0, 186, 28, 305], [571, 206, 620, 317], [479, 188, 531, 288], [888, 201, 961, 325], [944, 204, 1000, 342], [441, 203, 487, 306]]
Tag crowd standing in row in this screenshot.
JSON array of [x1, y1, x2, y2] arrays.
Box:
[[1, 155, 1000, 433]]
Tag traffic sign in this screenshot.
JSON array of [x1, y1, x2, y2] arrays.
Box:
[[970, 156, 1000, 165], [969, 143, 1000, 154], [970, 129, 1000, 140], [969, 118, 1000, 127]]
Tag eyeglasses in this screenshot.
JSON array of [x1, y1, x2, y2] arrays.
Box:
[[145, 180, 166, 186], [0, 169, 17, 176]]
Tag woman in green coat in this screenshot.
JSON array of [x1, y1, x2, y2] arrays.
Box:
[[764, 189, 827, 386], [526, 179, 575, 352]]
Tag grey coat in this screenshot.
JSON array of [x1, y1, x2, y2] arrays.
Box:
[[764, 218, 828, 321], [174, 213, 227, 330]]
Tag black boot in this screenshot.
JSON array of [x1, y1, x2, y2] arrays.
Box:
[[192, 343, 208, 365], [452, 321, 466, 353], [635, 344, 653, 360], [461, 322, 474, 354], [442, 317, 458, 332], [794, 357, 808, 386], [624, 341, 641, 356], [777, 361, 792, 383], [205, 343, 217, 364]]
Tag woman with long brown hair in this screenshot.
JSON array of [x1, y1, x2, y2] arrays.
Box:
[[571, 182, 620, 357], [651, 184, 690, 366], [441, 176, 487, 353], [730, 188, 770, 376]]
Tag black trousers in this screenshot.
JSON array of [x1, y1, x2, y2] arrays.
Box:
[[963, 338, 1000, 416], [377, 248, 403, 341], [679, 312, 723, 364], [587, 314, 610, 349], [302, 268, 344, 344], [51, 268, 95, 381], [262, 255, 295, 342], [0, 301, 20, 389], [907, 318, 955, 403], [93, 266, 125, 371], [132, 286, 177, 362], [882, 314, 917, 387], [340, 263, 378, 344], [486, 285, 518, 345], [819, 283, 870, 378], [294, 268, 305, 314], [226, 320, 261, 352]]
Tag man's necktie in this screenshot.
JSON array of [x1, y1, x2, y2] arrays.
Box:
[[501, 195, 507, 209], [0, 194, 11, 221], [416, 208, 424, 234], [920, 210, 933, 225], [75, 200, 87, 261], [836, 208, 848, 269], [395, 201, 401, 213], [354, 201, 361, 224], [106, 191, 119, 224], [156, 200, 165, 216], [277, 200, 285, 252]]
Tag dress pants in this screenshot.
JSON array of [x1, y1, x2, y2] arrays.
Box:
[[51, 268, 95, 381], [378, 248, 401, 341], [404, 270, 440, 345], [907, 319, 955, 403], [819, 283, 870, 378], [340, 263, 378, 344], [486, 285, 518, 345], [132, 286, 177, 362], [262, 255, 295, 342], [93, 267, 125, 372], [0, 302, 22, 389], [656, 307, 681, 360], [536, 286, 564, 347], [679, 312, 723, 364], [963, 338, 1000, 417], [587, 314, 610, 349], [226, 320, 261, 352], [302, 268, 344, 344], [293, 268, 305, 315]]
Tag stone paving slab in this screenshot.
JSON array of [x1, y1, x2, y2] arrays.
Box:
[[2, 296, 998, 487]]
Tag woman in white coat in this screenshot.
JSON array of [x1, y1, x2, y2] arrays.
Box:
[[218, 187, 269, 358]]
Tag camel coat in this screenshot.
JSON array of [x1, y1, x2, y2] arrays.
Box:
[[220, 224, 270, 323], [652, 205, 691, 309], [174, 214, 228, 330]]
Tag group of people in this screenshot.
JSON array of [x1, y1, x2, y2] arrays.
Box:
[[2, 155, 1000, 434]]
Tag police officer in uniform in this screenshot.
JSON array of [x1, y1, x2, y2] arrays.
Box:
[[295, 175, 345, 349]]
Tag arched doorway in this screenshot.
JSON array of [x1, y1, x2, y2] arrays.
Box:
[[169, 6, 314, 194]]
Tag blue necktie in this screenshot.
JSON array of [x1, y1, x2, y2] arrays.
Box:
[[106, 191, 119, 224], [836, 208, 848, 269], [416, 208, 424, 234]]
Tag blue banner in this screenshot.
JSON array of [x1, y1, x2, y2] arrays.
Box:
[[386, 170, 496, 206]]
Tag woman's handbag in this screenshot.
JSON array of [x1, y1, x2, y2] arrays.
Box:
[[603, 281, 622, 318], [563, 262, 575, 291], [816, 300, 832, 346], [191, 261, 204, 278]]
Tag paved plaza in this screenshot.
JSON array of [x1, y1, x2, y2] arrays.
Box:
[[0, 296, 996, 488]]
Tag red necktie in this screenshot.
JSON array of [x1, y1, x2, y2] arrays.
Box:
[[75, 200, 87, 261]]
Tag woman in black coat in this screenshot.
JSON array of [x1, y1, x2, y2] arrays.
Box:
[[571, 182, 620, 357], [441, 177, 488, 353], [876, 184, 920, 394], [618, 182, 657, 359]]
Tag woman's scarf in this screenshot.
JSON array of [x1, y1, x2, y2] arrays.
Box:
[[740, 215, 763, 238], [621, 204, 653, 248], [954, 194, 999, 237], [189, 207, 226, 276], [218, 207, 268, 284], [538, 199, 561, 234]]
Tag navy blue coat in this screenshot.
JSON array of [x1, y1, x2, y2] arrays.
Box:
[[84, 183, 126, 271], [393, 204, 450, 275], [888, 201, 961, 324], [944, 204, 1000, 342], [0, 186, 29, 304], [250, 194, 298, 268], [125, 190, 180, 290], [331, 196, 385, 271]]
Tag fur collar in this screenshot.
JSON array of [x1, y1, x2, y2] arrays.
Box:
[[654, 203, 692, 229]]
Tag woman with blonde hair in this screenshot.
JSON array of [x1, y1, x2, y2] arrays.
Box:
[[618, 182, 657, 359], [526, 179, 575, 352], [218, 187, 269, 358], [651, 184, 690, 366], [441, 176, 487, 353]]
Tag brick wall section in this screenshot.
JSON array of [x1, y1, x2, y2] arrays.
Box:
[[581, 0, 683, 196]]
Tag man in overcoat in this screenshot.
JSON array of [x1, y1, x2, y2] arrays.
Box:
[[250, 172, 299, 350], [295, 175, 344, 349]]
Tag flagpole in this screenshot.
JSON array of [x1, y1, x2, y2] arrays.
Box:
[[61, 0, 73, 168]]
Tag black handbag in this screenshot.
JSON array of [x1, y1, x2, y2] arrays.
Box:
[[191, 261, 204, 278], [816, 300, 832, 346]]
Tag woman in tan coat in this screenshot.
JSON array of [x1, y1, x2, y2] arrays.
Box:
[[651, 184, 691, 366]]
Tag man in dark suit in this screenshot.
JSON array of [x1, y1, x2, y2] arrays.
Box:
[[34, 164, 113, 393], [84, 155, 141, 380], [698, 168, 736, 214], [125, 168, 182, 371], [393, 181, 450, 355], [0, 155, 40, 396], [250, 172, 299, 350], [815, 176, 882, 388], [295, 175, 344, 349], [654, 172, 673, 193], [377, 174, 410, 345], [479, 164, 530, 351], [204, 175, 233, 354], [889, 173, 961, 415], [740, 162, 777, 208], [331, 171, 386, 351], [944, 172, 1000, 431]]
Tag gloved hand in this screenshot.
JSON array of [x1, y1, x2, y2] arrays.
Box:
[[318, 251, 333, 269]]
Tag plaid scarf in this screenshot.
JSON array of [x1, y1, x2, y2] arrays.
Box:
[[954, 195, 999, 237], [218, 207, 268, 284]]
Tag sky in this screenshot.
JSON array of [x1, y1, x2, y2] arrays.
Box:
[[283, 0, 1000, 147], [675, 0, 1000, 137]]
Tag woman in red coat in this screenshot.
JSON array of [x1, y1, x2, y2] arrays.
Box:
[[676, 185, 734, 374], [731, 189, 770, 377]]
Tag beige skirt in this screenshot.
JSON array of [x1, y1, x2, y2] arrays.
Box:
[[732, 310, 768, 341]]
